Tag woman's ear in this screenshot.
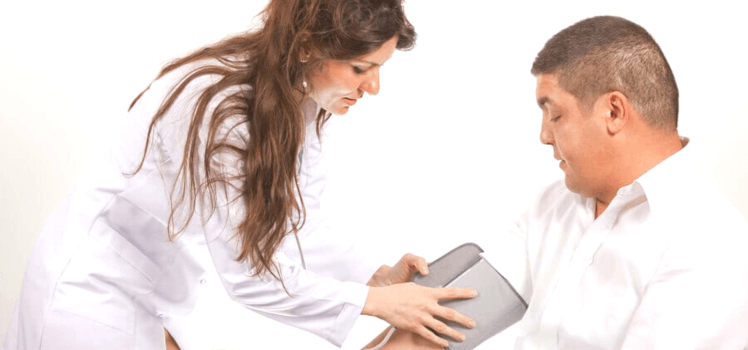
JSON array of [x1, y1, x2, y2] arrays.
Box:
[[298, 33, 312, 63], [299, 48, 311, 63]]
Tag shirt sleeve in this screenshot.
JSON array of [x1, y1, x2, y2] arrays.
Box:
[[136, 62, 370, 347], [620, 223, 748, 349], [483, 211, 533, 303]]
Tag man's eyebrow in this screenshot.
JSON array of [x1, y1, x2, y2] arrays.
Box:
[[537, 97, 549, 108]]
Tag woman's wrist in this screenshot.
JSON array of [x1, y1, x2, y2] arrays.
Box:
[[367, 265, 390, 287], [362, 285, 383, 318]]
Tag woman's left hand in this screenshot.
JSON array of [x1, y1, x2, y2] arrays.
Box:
[[367, 253, 429, 287], [362, 282, 477, 347]]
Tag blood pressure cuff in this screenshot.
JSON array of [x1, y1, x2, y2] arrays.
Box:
[[412, 243, 527, 350]]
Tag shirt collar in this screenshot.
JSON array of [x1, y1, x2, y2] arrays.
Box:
[[630, 136, 693, 215], [569, 137, 694, 217]]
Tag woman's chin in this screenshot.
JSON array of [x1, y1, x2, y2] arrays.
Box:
[[328, 105, 351, 115]]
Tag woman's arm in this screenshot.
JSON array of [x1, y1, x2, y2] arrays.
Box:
[[140, 64, 475, 348]]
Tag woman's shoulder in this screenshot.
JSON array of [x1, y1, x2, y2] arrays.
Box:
[[130, 57, 250, 121], [151, 57, 247, 99]]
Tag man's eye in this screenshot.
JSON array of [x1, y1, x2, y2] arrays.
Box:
[[551, 115, 561, 122], [352, 66, 366, 74]]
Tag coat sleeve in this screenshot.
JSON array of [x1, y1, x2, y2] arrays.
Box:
[[280, 123, 381, 285], [133, 62, 370, 347]]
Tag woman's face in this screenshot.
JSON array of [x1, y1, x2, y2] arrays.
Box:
[[307, 36, 399, 115]]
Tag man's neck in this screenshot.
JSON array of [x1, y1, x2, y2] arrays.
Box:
[[593, 133, 684, 219], [595, 200, 609, 219]]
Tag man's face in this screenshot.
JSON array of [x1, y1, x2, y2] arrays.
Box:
[[535, 74, 609, 198]]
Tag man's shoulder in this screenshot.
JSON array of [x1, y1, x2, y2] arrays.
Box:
[[645, 172, 748, 256], [651, 173, 747, 231]]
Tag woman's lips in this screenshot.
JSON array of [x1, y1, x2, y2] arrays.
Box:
[[343, 97, 357, 106]]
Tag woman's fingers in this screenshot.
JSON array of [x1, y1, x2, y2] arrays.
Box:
[[412, 325, 450, 348], [399, 253, 429, 277], [362, 283, 478, 347], [435, 286, 478, 300], [403, 253, 429, 276], [386, 253, 430, 284], [433, 304, 476, 329], [431, 287, 477, 329], [424, 316, 466, 342]]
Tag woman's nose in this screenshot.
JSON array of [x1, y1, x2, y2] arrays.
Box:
[[359, 69, 380, 96]]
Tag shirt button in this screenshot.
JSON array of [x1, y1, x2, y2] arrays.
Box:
[[200, 278, 207, 285], [157, 313, 165, 319]]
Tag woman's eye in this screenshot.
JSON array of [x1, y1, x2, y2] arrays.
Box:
[[352, 66, 366, 74], [551, 115, 561, 122]]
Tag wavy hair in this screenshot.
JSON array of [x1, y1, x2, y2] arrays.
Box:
[[129, 0, 416, 281]]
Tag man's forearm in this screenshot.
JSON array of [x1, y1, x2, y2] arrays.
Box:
[[363, 327, 445, 350]]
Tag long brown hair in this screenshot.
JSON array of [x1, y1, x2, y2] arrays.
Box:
[[129, 0, 416, 280]]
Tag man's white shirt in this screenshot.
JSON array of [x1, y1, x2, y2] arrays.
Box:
[[490, 139, 748, 349]]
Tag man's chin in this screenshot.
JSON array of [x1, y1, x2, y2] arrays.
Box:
[[565, 178, 598, 200], [564, 177, 581, 194]]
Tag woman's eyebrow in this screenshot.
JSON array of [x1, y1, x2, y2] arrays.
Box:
[[355, 60, 381, 67]]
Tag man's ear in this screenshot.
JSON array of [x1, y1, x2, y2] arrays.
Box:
[[604, 91, 629, 135]]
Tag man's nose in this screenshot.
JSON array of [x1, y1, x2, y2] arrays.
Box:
[[540, 119, 553, 145]]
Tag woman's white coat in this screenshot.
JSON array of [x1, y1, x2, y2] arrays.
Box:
[[2, 60, 378, 350]]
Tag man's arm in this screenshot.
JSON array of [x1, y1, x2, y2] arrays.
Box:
[[165, 329, 181, 350], [363, 327, 445, 350], [620, 231, 748, 348]]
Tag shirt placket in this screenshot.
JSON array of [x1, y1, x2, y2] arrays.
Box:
[[538, 194, 629, 349]]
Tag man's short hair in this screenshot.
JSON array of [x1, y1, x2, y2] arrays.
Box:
[[531, 16, 679, 130]]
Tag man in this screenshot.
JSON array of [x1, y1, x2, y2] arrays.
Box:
[[367, 15, 748, 349]]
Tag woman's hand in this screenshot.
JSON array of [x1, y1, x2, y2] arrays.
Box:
[[367, 253, 429, 287], [362, 282, 477, 348]]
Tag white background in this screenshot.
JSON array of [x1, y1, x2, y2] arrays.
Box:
[[1, 0, 746, 349]]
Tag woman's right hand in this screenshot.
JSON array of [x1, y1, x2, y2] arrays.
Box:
[[362, 282, 477, 348]]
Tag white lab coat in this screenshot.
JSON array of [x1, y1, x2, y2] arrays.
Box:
[[2, 60, 379, 350]]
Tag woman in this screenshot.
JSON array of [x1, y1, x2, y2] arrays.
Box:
[[2, 0, 475, 349]]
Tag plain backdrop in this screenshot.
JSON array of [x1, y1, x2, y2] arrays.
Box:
[[1, 0, 746, 349]]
